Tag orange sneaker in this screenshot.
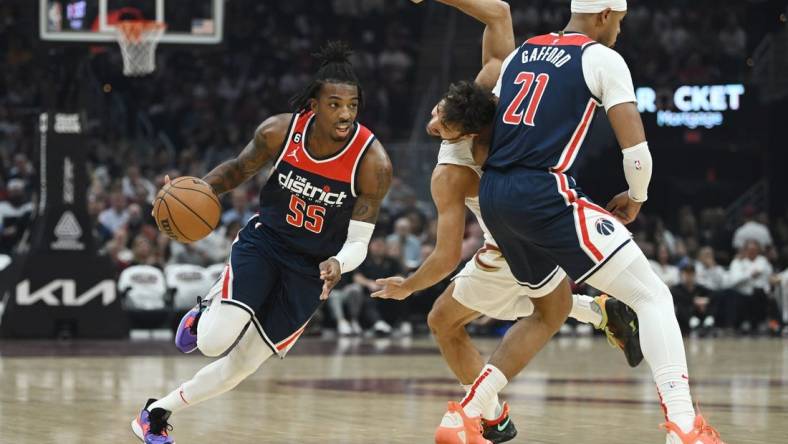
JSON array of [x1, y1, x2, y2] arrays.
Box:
[[662, 415, 725, 444], [435, 401, 492, 444]]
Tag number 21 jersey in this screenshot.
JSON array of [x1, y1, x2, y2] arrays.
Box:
[[257, 111, 376, 259], [487, 32, 602, 174]]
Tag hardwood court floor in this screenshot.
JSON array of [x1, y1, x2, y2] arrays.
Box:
[[0, 336, 786, 443]]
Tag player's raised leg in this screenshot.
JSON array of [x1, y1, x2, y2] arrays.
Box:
[[133, 304, 270, 444]]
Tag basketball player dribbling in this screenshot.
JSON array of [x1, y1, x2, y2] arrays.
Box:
[[131, 42, 392, 444], [373, 1, 641, 443], [425, 1, 725, 443]]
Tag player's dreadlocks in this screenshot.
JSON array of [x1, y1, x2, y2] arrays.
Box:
[[440, 81, 497, 135], [289, 41, 364, 113]]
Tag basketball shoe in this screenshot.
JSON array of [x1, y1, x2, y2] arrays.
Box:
[[595, 294, 643, 367], [131, 398, 175, 444], [662, 414, 725, 444], [174, 297, 208, 353], [481, 402, 517, 443], [435, 402, 492, 444]]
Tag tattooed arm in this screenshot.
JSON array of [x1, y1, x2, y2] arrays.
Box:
[[318, 140, 393, 299], [202, 114, 292, 195], [350, 140, 393, 223]]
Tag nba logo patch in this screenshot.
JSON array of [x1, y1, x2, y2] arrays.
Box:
[[595, 218, 615, 236]]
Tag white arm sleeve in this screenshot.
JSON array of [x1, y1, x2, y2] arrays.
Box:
[[492, 48, 519, 98], [331, 220, 375, 274], [582, 45, 636, 111], [622, 142, 652, 202]]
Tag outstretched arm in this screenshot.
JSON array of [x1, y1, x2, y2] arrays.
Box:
[[436, 0, 515, 90], [202, 114, 291, 195], [318, 140, 393, 299], [373, 165, 478, 300]]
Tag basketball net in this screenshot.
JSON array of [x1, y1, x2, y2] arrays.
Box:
[[116, 20, 166, 77]]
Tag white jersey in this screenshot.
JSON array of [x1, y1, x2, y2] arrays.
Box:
[[437, 138, 496, 246]]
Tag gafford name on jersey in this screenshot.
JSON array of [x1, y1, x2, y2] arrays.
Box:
[[520, 46, 572, 68]]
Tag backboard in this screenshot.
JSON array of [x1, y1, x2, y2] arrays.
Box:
[[39, 0, 223, 44]]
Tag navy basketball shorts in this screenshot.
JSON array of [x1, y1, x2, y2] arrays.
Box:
[[479, 167, 634, 293], [216, 216, 323, 357]]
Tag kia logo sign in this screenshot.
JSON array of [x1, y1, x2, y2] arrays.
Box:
[[16, 279, 116, 306]]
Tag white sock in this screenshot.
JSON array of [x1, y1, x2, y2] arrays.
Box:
[[461, 364, 508, 418], [569, 294, 603, 328], [463, 382, 500, 420], [655, 364, 695, 433]]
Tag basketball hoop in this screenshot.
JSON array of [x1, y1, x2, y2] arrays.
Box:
[[115, 20, 166, 76]]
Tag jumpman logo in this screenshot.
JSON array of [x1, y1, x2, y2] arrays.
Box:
[[287, 147, 300, 163]]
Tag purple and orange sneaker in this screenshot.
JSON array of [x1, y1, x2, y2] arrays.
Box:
[[131, 398, 175, 444], [174, 297, 207, 353]]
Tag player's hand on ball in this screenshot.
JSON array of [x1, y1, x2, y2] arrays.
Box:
[[319, 258, 342, 300], [151, 175, 172, 217], [371, 276, 413, 300], [605, 191, 642, 225]]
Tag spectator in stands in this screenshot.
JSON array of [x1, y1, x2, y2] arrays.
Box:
[[130, 234, 160, 267], [354, 236, 407, 335], [8, 153, 35, 187], [328, 275, 365, 336], [727, 240, 774, 332], [719, 14, 747, 68], [99, 191, 130, 234], [769, 270, 788, 333], [670, 263, 715, 334], [122, 165, 157, 204], [0, 178, 32, 254], [192, 220, 241, 265], [221, 188, 255, 226], [650, 243, 680, 287], [695, 246, 727, 291], [733, 207, 773, 250], [386, 216, 422, 270]]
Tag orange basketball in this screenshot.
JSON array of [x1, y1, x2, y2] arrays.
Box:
[[153, 177, 221, 243]]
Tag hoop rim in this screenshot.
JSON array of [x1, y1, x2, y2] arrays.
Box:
[[116, 20, 167, 43]]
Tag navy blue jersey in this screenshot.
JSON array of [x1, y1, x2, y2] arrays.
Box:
[[486, 33, 601, 173], [257, 111, 375, 260]]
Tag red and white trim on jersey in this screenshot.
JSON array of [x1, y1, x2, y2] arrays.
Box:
[[274, 111, 376, 197], [551, 171, 615, 263], [552, 98, 598, 173], [274, 319, 310, 356], [526, 32, 597, 50]]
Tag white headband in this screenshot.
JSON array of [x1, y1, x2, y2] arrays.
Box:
[[571, 0, 627, 13]]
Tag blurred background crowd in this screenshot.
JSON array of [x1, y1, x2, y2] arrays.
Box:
[[1, 0, 787, 338]]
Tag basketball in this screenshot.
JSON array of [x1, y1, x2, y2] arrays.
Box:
[[153, 177, 221, 243]]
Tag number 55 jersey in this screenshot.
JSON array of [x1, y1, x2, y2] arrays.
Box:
[[257, 110, 376, 260], [213, 110, 374, 357]]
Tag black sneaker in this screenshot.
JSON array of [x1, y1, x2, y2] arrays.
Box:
[[595, 294, 643, 367], [481, 402, 517, 443]]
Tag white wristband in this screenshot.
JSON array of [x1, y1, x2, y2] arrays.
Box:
[[331, 220, 375, 274], [622, 142, 652, 202]]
